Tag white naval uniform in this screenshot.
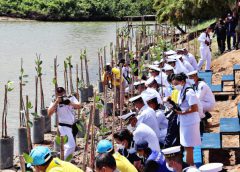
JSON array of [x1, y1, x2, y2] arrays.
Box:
[[177, 85, 201, 147], [183, 60, 194, 73], [133, 122, 160, 151], [49, 96, 78, 159], [195, 81, 215, 112], [137, 105, 163, 143], [197, 32, 212, 70], [183, 53, 198, 71], [155, 109, 168, 142]]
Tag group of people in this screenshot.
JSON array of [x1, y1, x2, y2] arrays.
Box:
[[26, 29, 221, 171], [214, 12, 240, 54]]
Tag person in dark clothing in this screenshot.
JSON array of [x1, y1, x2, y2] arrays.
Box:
[[226, 13, 237, 50], [214, 18, 226, 54]]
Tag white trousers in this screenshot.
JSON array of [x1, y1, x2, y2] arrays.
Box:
[[201, 101, 215, 113], [59, 126, 76, 160], [198, 47, 211, 70]]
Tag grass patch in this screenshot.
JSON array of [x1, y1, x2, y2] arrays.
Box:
[[189, 19, 217, 33]]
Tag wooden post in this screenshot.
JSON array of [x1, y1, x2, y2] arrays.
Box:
[[60, 136, 64, 160], [26, 95, 32, 152], [111, 75, 117, 146], [119, 64, 123, 129], [84, 49, 90, 87], [103, 85, 107, 127], [35, 76, 38, 114], [19, 155, 26, 172], [39, 76, 45, 109], [76, 64, 80, 119], [83, 106, 93, 171], [90, 91, 96, 169], [54, 57, 59, 130], [103, 46, 107, 66], [69, 57, 74, 94], [80, 51, 84, 84]]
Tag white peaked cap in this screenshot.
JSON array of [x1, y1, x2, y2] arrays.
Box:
[[148, 65, 161, 72], [164, 50, 177, 56], [162, 146, 181, 157], [145, 77, 156, 86], [199, 163, 223, 172], [118, 111, 136, 120], [153, 61, 160, 65], [142, 90, 157, 102], [129, 95, 142, 102], [133, 80, 146, 86], [163, 64, 174, 71], [187, 70, 198, 76]]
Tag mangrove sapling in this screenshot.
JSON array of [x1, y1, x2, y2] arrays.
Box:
[[64, 60, 69, 95], [84, 49, 93, 98], [53, 57, 59, 128], [98, 50, 103, 93], [0, 82, 14, 169], [26, 96, 33, 153], [66, 56, 74, 94]]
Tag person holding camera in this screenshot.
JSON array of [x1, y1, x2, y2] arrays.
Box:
[[48, 87, 82, 160]]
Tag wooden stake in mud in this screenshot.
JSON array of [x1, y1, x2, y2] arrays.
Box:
[[68, 56, 74, 94], [103, 46, 107, 66], [111, 75, 117, 146], [60, 136, 64, 160], [35, 76, 38, 114], [80, 51, 85, 84], [25, 95, 32, 153], [54, 57, 59, 129], [84, 49, 90, 87], [76, 64, 80, 119], [19, 155, 26, 172], [119, 64, 123, 129], [64, 60, 69, 95], [82, 106, 93, 171], [90, 91, 96, 169], [103, 85, 107, 127]]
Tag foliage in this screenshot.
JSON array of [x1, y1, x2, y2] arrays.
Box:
[[55, 135, 68, 145], [154, 0, 236, 25], [35, 54, 43, 77], [189, 19, 216, 33], [0, 0, 155, 20], [23, 153, 33, 164]]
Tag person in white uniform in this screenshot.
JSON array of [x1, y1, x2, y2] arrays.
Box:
[[171, 73, 201, 166], [167, 56, 188, 74], [145, 94, 168, 144], [128, 95, 162, 142], [197, 27, 213, 71], [177, 48, 198, 71], [187, 71, 216, 117], [178, 55, 194, 73], [48, 87, 82, 160], [134, 80, 146, 94], [120, 112, 160, 152]]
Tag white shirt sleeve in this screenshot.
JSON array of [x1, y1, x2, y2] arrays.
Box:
[[196, 83, 208, 100], [198, 33, 206, 43], [187, 90, 198, 106], [70, 96, 79, 104]]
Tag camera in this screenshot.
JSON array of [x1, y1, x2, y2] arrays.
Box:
[[59, 96, 71, 105]]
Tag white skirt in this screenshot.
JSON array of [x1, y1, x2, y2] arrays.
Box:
[[180, 123, 201, 147]]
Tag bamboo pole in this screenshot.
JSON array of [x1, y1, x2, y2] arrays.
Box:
[[60, 136, 64, 160], [84, 50, 90, 87], [19, 155, 26, 172], [90, 91, 96, 169], [2, 85, 7, 137], [103, 85, 107, 127], [103, 46, 107, 66], [83, 106, 93, 171], [76, 64, 80, 119], [119, 64, 123, 129], [69, 57, 74, 94], [35, 76, 38, 114], [64, 61, 69, 95], [54, 57, 59, 129], [39, 76, 45, 109], [26, 95, 32, 152], [111, 75, 117, 146], [80, 51, 84, 84]]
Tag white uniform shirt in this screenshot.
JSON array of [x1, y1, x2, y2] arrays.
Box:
[[198, 32, 211, 48], [133, 122, 160, 152], [195, 81, 216, 105], [137, 105, 162, 142], [49, 96, 78, 125], [183, 60, 194, 73], [178, 85, 200, 126], [156, 110, 168, 142], [183, 53, 198, 70]]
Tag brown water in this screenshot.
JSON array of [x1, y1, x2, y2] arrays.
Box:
[[0, 21, 126, 153]]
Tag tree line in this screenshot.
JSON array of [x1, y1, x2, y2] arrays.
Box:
[[0, 0, 155, 21]]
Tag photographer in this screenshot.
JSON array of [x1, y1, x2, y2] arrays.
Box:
[[48, 87, 81, 160]]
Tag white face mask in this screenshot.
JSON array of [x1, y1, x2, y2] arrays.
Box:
[[127, 124, 135, 132], [166, 162, 174, 171], [187, 79, 195, 85], [127, 147, 136, 154], [137, 153, 144, 159], [116, 144, 125, 150], [175, 84, 183, 91]]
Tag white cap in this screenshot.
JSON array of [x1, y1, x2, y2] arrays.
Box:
[[133, 80, 146, 87], [168, 54, 182, 60], [129, 95, 142, 102], [160, 59, 164, 63], [153, 61, 160, 65], [164, 50, 177, 56], [118, 111, 136, 120], [199, 163, 223, 172], [106, 62, 111, 66], [162, 146, 181, 157], [187, 70, 198, 76], [184, 167, 200, 172], [163, 64, 174, 71], [176, 48, 186, 52], [142, 90, 157, 102], [145, 77, 156, 86], [148, 65, 161, 72], [167, 56, 177, 63]]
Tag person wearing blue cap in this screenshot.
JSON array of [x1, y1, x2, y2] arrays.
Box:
[[135, 140, 171, 172], [96, 139, 138, 172], [29, 146, 83, 172]]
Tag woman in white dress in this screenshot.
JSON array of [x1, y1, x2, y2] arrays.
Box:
[[171, 73, 201, 166]]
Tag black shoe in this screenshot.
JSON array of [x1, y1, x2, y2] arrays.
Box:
[[204, 111, 212, 120]]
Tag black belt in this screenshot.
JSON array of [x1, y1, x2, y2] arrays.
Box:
[[59, 123, 72, 128]]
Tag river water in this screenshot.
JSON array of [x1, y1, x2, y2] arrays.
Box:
[[0, 21, 128, 153]]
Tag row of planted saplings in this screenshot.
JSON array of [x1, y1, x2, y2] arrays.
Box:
[[0, 50, 99, 170]]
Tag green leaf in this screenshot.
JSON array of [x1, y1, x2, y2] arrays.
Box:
[[23, 75, 28, 78], [95, 95, 100, 102], [55, 135, 61, 145], [7, 88, 14, 92], [96, 103, 103, 110], [23, 153, 33, 164], [63, 135, 68, 144], [27, 102, 33, 109], [31, 112, 39, 118], [65, 154, 73, 162], [52, 78, 57, 85], [27, 120, 33, 128], [76, 123, 83, 133]]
